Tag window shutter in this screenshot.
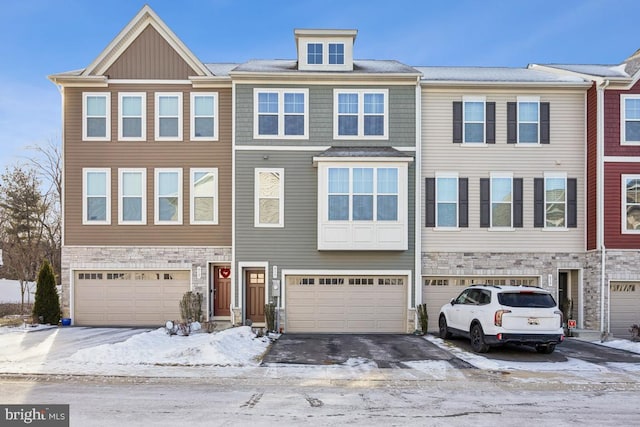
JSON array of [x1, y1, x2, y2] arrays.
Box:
[[426, 178, 435, 227], [459, 178, 468, 228], [453, 102, 462, 143], [480, 178, 490, 228], [513, 178, 523, 228], [486, 102, 496, 144], [534, 178, 544, 227], [540, 102, 550, 144], [567, 178, 577, 228], [507, 102, 517, 143]]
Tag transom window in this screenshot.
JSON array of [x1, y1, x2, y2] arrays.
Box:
[[307, 43, 323, 64], [254, 89, 308, 138], [155, 93, 182, 140], [463, 98, 485, 143], [545, 175, 566, 228], [491, 174, 513, 228], [255, 168, 284, 227], [328, 167, 398, 221], [190, 93, 218, 140], [191, 168, 218, 224], [624, 175, 640, 232], [118, 168, 146, 224], [436, 175, 458, 227], [83, 168, 110, 224], [329, 43, 344, 64], [155, 168, 182, 224], [518, 97, 540, 143], [83, 93, 110, 140], [335, 90, 388, 139], [118, 93, 145, 140], [622, 95, 640, 144]]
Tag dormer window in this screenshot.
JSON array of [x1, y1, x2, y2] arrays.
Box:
[[329, 43, 344, 64], [295, 29, 356, 71], [307, 43, 323, 64]]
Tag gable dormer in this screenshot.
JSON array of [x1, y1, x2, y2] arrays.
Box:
[[295, 29, 357, 72]]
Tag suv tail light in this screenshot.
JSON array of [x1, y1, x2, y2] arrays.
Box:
[[494, 309, 511, 326], [555, 310, 563, 329]]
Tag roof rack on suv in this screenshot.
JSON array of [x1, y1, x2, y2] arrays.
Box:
[[469, 284, 502, 289]]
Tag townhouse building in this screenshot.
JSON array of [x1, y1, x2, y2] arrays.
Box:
[[533, 51, 640, 337]]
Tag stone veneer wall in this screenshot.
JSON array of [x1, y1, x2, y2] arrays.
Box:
[[61, 246, 231, 318]]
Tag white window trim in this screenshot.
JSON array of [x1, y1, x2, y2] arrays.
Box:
[[253, 89, 309, 139], [544, 172, 567, 230], [155, 92, 183, 141], [328, 43, 345, 65], [154, 168, 183, 225], [306, 42, 323, 65], [190, 92, 218, 141], [435, 172, 459, 229], [622, 174, 640, 234], [82, 92, 110, 141], [118, 92, 146, 141], [490, 172, 513, 230], [462, 96, 486, 144], [621, 95, 640, 145], [254, 168, 285, 228], [333, 89, 389, 140], [190, 168, 219, 225], [517, 96, 540, 144], [118, 168, 146, 225], [82, 168, 111, 225]]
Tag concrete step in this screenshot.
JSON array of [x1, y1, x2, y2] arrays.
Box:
[[567, 329, 603, 341]]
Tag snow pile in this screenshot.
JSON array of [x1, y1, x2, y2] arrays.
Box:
[[67, 326, 271, 367], [593, 338, 640, 354]]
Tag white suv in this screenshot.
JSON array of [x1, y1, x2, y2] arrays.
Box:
[[438, 285, 564, 354]]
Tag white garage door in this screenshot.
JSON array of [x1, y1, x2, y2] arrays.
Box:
[[74, 270, 190, 326], [422, 276, 539, 332], [610, 281, 640, 338], [285, 275, 407, 333]]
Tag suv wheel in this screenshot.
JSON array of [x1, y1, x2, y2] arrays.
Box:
[[535, 344, 556, 354], [470, 323, 490, 353], [439, 315, 452, 339]]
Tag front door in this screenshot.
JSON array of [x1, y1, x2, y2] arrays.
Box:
[[213, 266, 231, 317], [245, 269, 265, 323]]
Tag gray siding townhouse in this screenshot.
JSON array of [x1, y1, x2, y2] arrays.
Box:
[[416, 67, 592, 332], [231, 30, 421, 332]]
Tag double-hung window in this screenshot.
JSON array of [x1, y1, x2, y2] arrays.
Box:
[[307, 43, 323, 64], [335, 89, 388, 139], [255, 168, 284, 227], [491, 174, 513, 228], [329, 43, 344, 64], [517, 97, 539, 143], [118, 93, 145, 141], [480, 173, 522, 229], [155, 93, 182, 140], [83, 168, 110, 224], [191, 93, 218, 140], [118, 168, 146, 224], [436, 175, 458, 228], [623, 175, 640, 232], [622, 95, 640, 144], [544, 174, 566, 228], [191, 168, 218, 224], [254, 89, 308, 138], [426, 174, 468, 228], [83, 93, 110, 141], [463, 98, 485, 143], [155, 168, 182, 224]]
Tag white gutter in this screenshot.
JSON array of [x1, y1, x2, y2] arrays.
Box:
[[597, 79, 610, 335], [414, 78, 422, 330]]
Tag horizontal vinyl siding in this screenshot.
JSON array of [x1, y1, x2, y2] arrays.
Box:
[[235, 84, 416, 148], [604, 79, 640, 156], [587, 83, 598, 250], [234, 150, 416, 272], [421, 86, 586, 252], [64, 85, 232, 246], [603, 162, 640, 249]]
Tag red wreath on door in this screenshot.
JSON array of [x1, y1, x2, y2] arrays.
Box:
[[220, 267, 231, 278]]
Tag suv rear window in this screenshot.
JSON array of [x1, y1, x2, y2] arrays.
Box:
[[497, 292, 556, 308]]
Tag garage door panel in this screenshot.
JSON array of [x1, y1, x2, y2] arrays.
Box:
[[610, 282, 640, 338]]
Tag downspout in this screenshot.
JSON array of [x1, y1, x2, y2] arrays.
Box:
[[414, 77, 422, 331], [597, 79, 610, 336]]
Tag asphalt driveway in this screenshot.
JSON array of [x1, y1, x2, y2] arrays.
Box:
[[262, 333, 473, 368]]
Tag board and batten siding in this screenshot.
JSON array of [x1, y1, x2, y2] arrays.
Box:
[[63, 85, 232, 246], [421, 86, 586, 252], [234, 84, 416, 148]]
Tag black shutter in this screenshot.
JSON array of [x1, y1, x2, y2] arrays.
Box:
[[567, 178, 577, 228], [486, 102, 496, 144], [426, 178, 435, 227], [540, 102, 550, 144], [480, 178, 490, 228], [534, 178, 544, 227], [453, 102, 462, 143], [507, 102, 517, 143], [459, 178, 468, 228], [513, 178, 523, 228]]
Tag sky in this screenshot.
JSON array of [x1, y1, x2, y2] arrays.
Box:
[[1, 0, 639, 171]]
